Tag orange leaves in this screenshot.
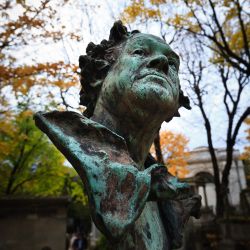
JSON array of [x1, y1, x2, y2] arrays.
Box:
[[1, 62, 78, 98], [147, 9, 160, 18], [241, 117, 250, 161], [0, 1, 86, 197], [169, 12, 201, 33], [170, 14, 187, 27], [160, 130, 190, 178], [225, 6, 237, 22], [69, 33, 82, 42], [0, 13, 45, 52], [122, 0, 201, 34], [150, 0, 166, 4], [122, 0, 249, 71], [0, 1, 80, 106], [228, 30, 246, 54], [122, 0, 145, 23], [151, 130, 190, 178]]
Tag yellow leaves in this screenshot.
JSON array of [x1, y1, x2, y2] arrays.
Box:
[[21, 109, 33, 118], [228, 30, 246, 53], [0, 14, 45, 50], [0, 109, 34, 161], [0, 112, 18, 158], [171, 15, 183, 26], [170, 13, 197, 31], [211, 21, 249, 65], [190, 0, 203, 5], [18, 15, 44, 28], [0, 119, 16, 138], [0, 141, 12, 157], [70, 181, 88, 205], [122, 0, 145, 23], [222, 0, 231, 8], [0, 2, 86, 198], [241, 146, 250, 161], [210, 54, 226, 65], [168, 11, 202, 33], [241, 117, 250, 161], [189, 24, 201, 33], [122, 0, 203, 25], [150, 0, 166, 4], [187, 11, 194, 18], [146, 9, 159, 18], [1, 62, 78, 99], [122, 0, 161, 23], [122, 0, 248, 70], [225, 7, 237, 22], [12, 77, 33, 95], [69, 33, 82, 42], [0, 0, 81, 99]]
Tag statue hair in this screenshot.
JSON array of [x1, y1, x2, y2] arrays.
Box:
[[79, 21, 191, 119]]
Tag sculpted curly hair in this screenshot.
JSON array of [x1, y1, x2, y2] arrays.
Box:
[[79, 21, 191, 119]]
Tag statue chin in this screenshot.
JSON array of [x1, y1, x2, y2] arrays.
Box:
[[125, 90, 178, 122], [132, 79, 177, 103]]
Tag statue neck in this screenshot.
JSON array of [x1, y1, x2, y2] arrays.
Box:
[[91, 101, 163, 168]]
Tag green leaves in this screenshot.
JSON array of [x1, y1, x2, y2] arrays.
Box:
[[0, 110, 87, 204]]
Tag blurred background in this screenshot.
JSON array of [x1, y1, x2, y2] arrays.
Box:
[[0, 0, 249, 249]]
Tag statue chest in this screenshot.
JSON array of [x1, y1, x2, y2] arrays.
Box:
[[117, 202, 170, 250]]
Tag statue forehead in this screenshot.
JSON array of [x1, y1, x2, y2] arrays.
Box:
[[124, 33, 172, 51]]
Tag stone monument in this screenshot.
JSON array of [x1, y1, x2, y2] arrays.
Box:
[[34, 21, 201, 250]]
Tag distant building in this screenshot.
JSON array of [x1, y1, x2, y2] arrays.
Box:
[[184, 147, 247, 212], [0, 197, 69, 250]]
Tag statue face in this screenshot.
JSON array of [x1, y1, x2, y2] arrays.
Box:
[[97, 33, 180, 121]]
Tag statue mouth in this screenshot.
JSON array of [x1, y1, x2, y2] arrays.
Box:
[[135, 71, 169, 85]]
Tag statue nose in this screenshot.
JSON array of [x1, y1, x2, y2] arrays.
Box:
[[147, 55, 169, 74]]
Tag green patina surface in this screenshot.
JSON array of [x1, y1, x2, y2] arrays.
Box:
[[34, 111, 199, 250], [34, 22, 201, 250], [34, 112, 157, 242]]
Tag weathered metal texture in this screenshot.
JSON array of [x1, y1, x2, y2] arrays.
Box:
[[34, 21, 201, 250], [34, 111, 200, 249], [34, 111, 151, 239]]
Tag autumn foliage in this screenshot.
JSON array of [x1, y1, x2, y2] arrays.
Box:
[[0, 1, 83, 198], [241, 118, 250, 161], [122, 0, 249, 217], [0, 0, 80, 113], [151, 130, 190, 178], [122, 0, 249, 75]]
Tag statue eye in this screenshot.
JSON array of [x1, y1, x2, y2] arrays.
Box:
[[132, 49, 146, 56]]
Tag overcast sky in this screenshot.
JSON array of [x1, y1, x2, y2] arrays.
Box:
[[19, 0, 250, 152]]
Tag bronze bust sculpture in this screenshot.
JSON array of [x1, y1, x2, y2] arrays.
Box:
[[34, 21, 201, 250]]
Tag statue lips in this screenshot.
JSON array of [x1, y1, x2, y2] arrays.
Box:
[[135, 71, 170, 88]]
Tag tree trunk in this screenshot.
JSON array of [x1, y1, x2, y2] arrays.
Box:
[[216, 185, 225, 217]]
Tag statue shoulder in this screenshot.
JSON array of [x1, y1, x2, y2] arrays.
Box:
[[34, 111, 134, 166]]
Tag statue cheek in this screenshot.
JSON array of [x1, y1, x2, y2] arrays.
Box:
[[116, 71, 133, 90]]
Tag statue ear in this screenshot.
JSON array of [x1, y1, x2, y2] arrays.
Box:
[[179, 90, 191, 110], [164, 90, 191, 123]]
